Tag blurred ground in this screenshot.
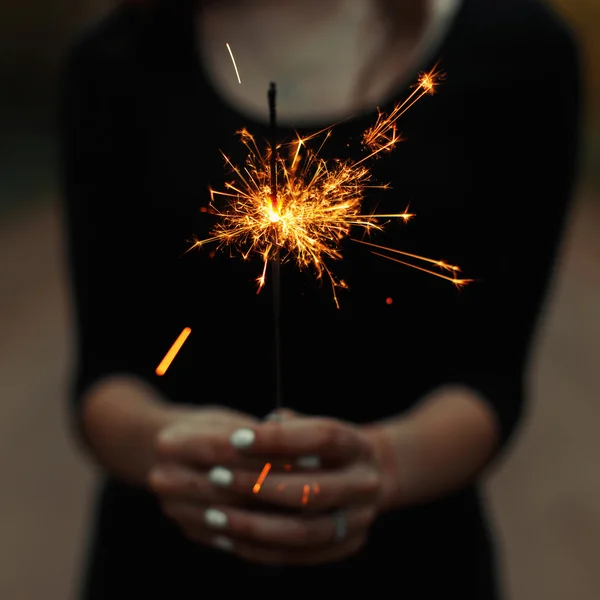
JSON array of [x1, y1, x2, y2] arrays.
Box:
[[0, 199, 91, 600], [0, 181, 598, 600], [485, 183, 600, 600]]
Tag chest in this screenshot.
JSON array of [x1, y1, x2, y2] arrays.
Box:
[[197, 0, 401, 125]]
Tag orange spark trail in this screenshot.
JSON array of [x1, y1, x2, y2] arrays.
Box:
[[351, 238, 465, 274], [252, 462, 272, 494], [225, 43, 241, 84], [155, 327, 192, 376], [371, 251, 472, 286], [301, 484, 310, 506]]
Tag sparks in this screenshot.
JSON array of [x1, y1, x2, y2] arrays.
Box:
[[225, 42, 242, 84], [301, 484, 311, 506], [362, 65, 442, 155], [251, 469, 322, 506], [155, 327, 192, 376], [190, 66, 465, 307], [252, 462, 272, 494], [352, 238, 473, 287]]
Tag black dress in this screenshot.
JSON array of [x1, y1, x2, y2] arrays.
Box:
[[59, 0, 581, 597]]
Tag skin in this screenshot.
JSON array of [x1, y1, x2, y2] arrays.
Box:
[[197, 0, 431, 124], [83, 377, 497, 565], [78, 0, 499, 567]]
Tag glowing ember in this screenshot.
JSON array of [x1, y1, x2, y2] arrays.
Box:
[[225, 42, 242, 85], [155, 327, 191, 376], [301, 484, 311, 506], [252, 462, 272, 494]]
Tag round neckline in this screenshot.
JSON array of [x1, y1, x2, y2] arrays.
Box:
[[188, 0, 466, 135]]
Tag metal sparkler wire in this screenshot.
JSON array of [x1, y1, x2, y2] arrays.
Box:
[[268, 82, 283, 410]]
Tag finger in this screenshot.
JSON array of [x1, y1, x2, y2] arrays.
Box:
[[156, 418, 273, 468], [156, 422, 312, 471], [209, 504, 375, 547], [166, 509, 368, 566], [162, 501, 371, 565], [264, 407, 301, 422], [210, 464, 380, 511], [155, 424, 241, 466], [229, 418, 371, 464], [150, 463, 328, 505], [163, 501, 375, 548], [148, 464, 248, 506], [248, 466, 380, 511], [161, 507, 236, 552], [233, 533, 368, 566], [263, 411, 325, 470]]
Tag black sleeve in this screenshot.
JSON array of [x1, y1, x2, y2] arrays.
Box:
[[444, 13, 582, 451], [59, 28, 163, 430]]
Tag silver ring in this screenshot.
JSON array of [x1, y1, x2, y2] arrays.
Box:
[[332, 510, 348, 542]]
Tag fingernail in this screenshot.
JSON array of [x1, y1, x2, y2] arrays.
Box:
[[230, 428, 255, 449], [213, 535, 233, 552], [157, 428, 182, 445], [148, 468, 168, 486], [204, 508, 228, 529], [297, 455, 321, 469], [208, 466, 233, 487], [265, 412, 282, 422]]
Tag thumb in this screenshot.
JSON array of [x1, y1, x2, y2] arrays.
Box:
[[261, 408, 321, 470], [264, 407, 302, 422]]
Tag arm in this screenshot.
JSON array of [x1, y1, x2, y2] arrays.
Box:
[[365, 15, 582, 511], [79, 375, 194, 487], [366, 386, 499, 510]]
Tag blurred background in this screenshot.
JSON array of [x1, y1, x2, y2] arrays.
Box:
[[0, 1, 598, 598]]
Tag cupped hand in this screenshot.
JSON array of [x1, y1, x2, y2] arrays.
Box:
[[148, 405, 264, 545], [174, 411, 392, 565]]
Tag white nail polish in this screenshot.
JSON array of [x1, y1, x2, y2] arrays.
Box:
[[230, 428, 255, 449], [157, 427, 181, 444], [297, 455, 321, 469], [213, 535, 233, 552], [204, 508, 228, 529], [208, 466, 233, 487], [264, 412, 282, 422]]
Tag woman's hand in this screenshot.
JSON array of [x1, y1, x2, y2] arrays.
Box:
[[148, 405, 264, 545], [166, 412, 394, 565]]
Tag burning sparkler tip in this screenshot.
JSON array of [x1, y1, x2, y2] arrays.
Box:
[[192, 67, 471, 306]]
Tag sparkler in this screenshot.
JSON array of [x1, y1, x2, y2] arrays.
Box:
[[188, 59, 471, 503], [268, 83, 283, 410], [190, 66, 471, 313]]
